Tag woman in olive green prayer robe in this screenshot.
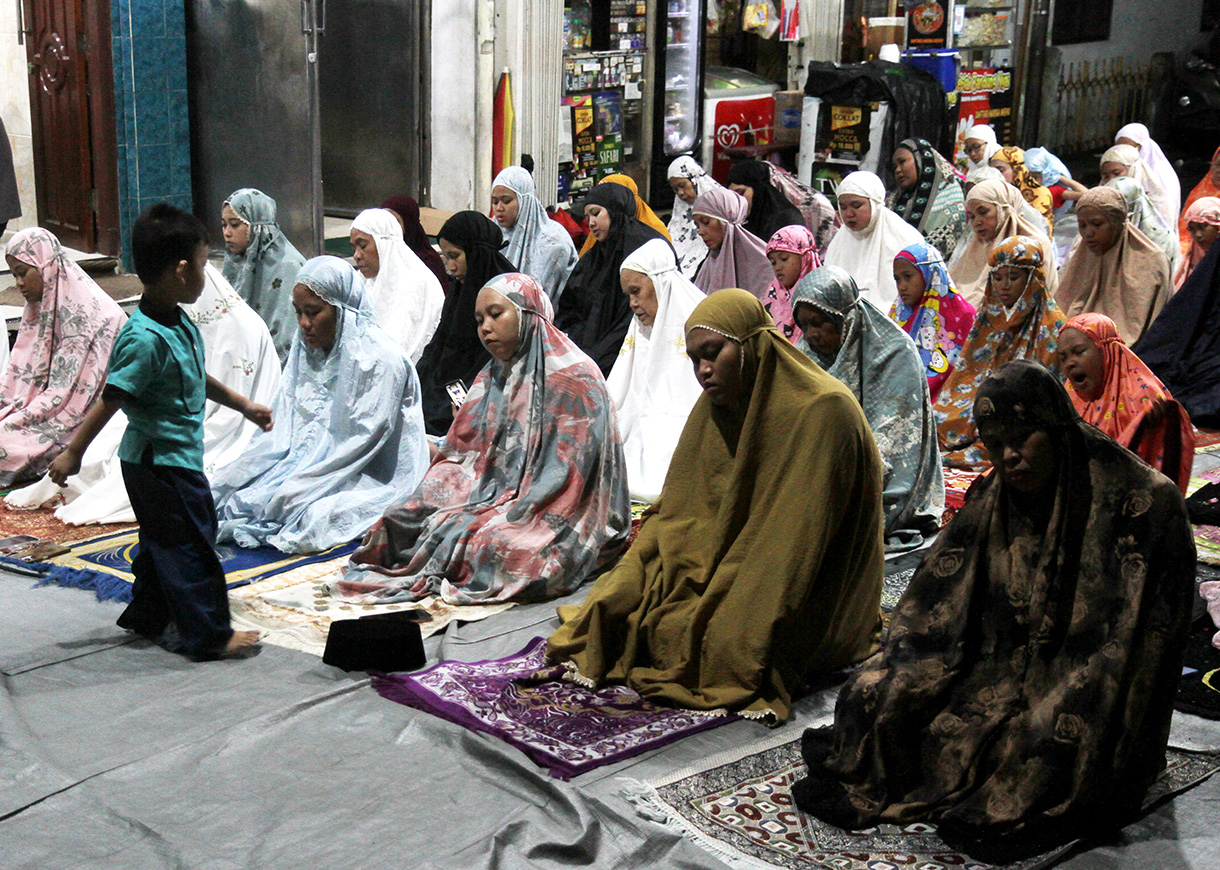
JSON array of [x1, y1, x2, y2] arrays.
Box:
[[546, 288, 885, 722]]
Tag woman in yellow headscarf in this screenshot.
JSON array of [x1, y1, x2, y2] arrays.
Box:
[[991, 146, 1055, 231], [578, 174, 671, 256], [547, 288, 884, 723]]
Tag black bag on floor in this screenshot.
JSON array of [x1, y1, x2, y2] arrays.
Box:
[[323, 610, 428, 672]]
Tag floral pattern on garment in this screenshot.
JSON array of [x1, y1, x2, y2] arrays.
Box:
[[221, 188, 307, 362], [934, 235, 1066, 465], [0, 228, 125, 486], [795, 360, 1196, 851], [1062, 313, 1194, 493], [995, 146, 1054, 231], [890, 240, 977, 400], [766, 163, 839, 255], [666, 157, 722, 278], [335, 273, 630, 605], [763, 225, 821, 341], [792, 267, 945, 539]]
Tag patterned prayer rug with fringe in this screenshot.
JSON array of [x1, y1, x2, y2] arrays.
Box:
[[373, 636, 738, 780], [4, 524, 358, 603], [0, 505, 134, 546], [628, 733, 1220, 870]]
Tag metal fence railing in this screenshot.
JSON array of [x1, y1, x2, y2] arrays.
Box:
[[1048, 56, 1154, 155]]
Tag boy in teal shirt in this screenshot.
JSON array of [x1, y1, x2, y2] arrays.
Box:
[[49, 204, 273, 658]]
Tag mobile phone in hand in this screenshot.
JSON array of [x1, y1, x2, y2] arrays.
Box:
[[445, 379, 468, 407]]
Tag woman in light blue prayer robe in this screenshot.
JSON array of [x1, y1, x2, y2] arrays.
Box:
[[212, 256, 430, 554], [490, 166, 578, 302]]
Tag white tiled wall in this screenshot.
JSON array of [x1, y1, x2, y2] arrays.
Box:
[[0, 0, 37, 236]]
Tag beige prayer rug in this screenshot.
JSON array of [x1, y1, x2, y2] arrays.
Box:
[[229, 556, 514, 657]]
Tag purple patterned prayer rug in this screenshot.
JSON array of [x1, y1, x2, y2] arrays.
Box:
[[372, 636, 738, 780], [629, 735, 1220, 870]]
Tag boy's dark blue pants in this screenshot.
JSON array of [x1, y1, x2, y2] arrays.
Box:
[[117, 458, 232, 656]]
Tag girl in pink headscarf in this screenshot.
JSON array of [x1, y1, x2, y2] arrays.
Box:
[[764, 225, 821, 341], [1175, 196, 1220, 289], [0, 228, 126, 486]]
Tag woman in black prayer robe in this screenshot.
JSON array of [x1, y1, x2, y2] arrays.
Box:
[[1133, 241, 1220, 427], [794, 359, 1196, 861], [416, 211, 516, 435], [555, 182, 671, 375], [727, 160, 805, 246]]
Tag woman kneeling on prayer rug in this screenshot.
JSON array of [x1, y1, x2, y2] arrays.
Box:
[[793, 360, 1195, 861], [211, 256, 430, 554], [332, 273, 630, 605], [547, 288, 885, 723]]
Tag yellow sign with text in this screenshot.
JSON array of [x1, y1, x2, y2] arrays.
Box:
[[830, 106, 863, 131]]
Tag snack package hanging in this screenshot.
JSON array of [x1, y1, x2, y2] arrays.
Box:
[[743, 0, 780, 38]]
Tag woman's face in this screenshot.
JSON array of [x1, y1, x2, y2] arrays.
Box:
[[991, 265, 1030, 308], [694, 213, 725, 250], [349, 229, 380, 279], [221, 204, 250, 256], [793, 303, 843, 358], [292, 283, 338, 353], [1188, 220, 1220, 251], [586, 204, 612, 242], [490, 185, 520, 228], [893, 148, 918, 190], [6, 255, 43, 305], [728, 183, 755, 214], [892, 257, 927, 308], [669, 177, 697, 205], [966, 200, 1000, 242], [989, 158, 1015, 185], [979, 421, 1056, 494], [1100, 161, 1128, 183], [1057, 327, 1105, 402], [838, 195, 872, 232], [437, 238, 467, 281], [1116, 136, 1140, 150], [767, 250, 804, 290], [621, 269, 659, 327], [475, 286, 521, 360], [963, 137, 988, 163], [1077, 206, 1121, 256], [686, 326, 743, 407]]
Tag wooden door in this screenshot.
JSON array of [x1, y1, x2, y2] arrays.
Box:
[[24, 0, 98, 251]]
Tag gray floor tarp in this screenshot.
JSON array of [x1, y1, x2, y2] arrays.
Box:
[[2, 552, 1219, 868]]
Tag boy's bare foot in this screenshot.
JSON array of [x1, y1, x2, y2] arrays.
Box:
[[221, 630, 261, 655]]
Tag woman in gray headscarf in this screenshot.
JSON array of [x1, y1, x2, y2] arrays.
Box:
[[490, 166, 577, 302], [790, 264, 941, 541], [790, 265, 944, 546], [221, 188, 306, 361]]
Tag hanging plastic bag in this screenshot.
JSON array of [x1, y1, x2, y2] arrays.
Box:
[[743, 0, 780, 39], [706, 0, 721, 34]]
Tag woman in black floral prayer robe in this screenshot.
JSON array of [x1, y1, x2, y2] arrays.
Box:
[[794, 359, 1196, 860]]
